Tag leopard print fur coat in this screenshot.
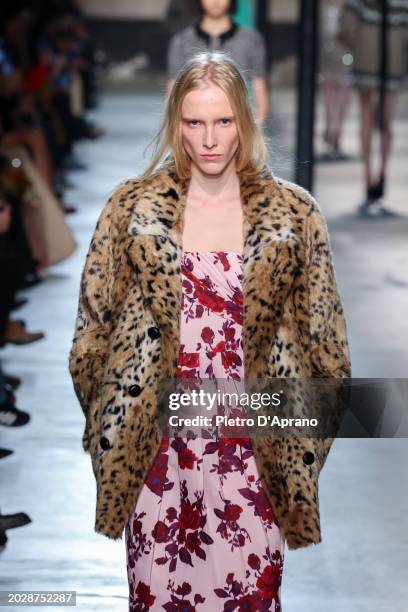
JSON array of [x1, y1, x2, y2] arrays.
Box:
[[68, 164, 351, 550]]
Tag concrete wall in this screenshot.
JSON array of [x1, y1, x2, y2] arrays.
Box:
[[80, 0, 170, 19]]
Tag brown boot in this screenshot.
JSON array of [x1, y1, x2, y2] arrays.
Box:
[[3, 320, 45, 346]]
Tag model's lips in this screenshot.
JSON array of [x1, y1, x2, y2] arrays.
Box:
[[201, 154, 221, 159]]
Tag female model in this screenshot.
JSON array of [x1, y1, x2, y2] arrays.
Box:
[[127, 56, 284, 612], [68, 52, 351, 611]]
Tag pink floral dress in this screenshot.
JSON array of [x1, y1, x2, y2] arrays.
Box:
[[125, 251, 285, 611]]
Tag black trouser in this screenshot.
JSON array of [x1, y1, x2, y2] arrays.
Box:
[[0, 256, 25, 337]]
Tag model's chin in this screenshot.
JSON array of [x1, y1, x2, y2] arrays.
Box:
[[195, 158, 229, 174], [198, 164, 225, 176]]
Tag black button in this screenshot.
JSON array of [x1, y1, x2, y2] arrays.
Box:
[[128, 384, 142, 397], [147, 326, 161, 339], [303, 451, 315, 465], [100, 436, 111, 450]]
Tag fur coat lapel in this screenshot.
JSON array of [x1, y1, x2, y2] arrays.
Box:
[[125, 166, 304, 381]]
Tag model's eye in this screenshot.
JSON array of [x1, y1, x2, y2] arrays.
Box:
[[189, 120, 200, 126], [219, 118, 231, 126]]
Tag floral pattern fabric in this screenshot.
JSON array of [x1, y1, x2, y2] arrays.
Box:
[[126, 251, 285, 611]]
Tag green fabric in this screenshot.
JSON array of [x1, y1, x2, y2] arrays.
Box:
[[233, 0, 255, 29], [231, 0, 256, 109], [231, 1, 256, 114]]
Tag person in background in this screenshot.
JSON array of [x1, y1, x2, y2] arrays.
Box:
[[166, 0, 269, 127], [318, 0, 352, 161], [338, 0, 408, 217]]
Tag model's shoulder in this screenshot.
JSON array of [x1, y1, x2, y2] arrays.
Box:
[[100, 177, 145, 228], [108, 170, 176, 211], [274, 176, 322, 216], [109, 176, 144, 202]]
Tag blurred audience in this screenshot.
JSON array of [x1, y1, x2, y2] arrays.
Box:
[[0, 0, 103, 552]]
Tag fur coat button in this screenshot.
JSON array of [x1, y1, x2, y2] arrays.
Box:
[[302, 451, 315, 465], [147, 326, 161, 339], [100, 436, 111, 450], [128, 384, 142, 397]]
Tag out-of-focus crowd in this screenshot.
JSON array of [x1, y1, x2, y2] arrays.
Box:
[[0, 0, 102, 550]]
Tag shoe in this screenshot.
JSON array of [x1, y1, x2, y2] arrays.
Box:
[[13, 319, 26, 328], [357, 199, 382, 218], [3, 320, 45, 346], [54, 174, 75, 190], [83, 125, 104, 140], [62, 204, 78, 214], [20, 273, 43, 289], [11, 297, 28, 311], [4, 384, 16, 405], [357, 200, 400, 219], [62, 156, 88, 172], [0, 448, 14, 460], [0, 530, 7, 552], [0, 512, 32, 531], [0, 401, 30, 427], [366, 176, 385, 201], [4, 374, 21, 390], [20, 274, 43, 290]]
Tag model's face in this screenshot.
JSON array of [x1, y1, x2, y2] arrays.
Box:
[[200, 0, 232, 19], [181, 83, 239, 177]]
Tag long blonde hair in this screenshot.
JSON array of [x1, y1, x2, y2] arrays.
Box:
[[139, 51, 269, 182]]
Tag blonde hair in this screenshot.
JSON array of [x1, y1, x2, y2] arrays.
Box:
[[139, 51, 269, 182]]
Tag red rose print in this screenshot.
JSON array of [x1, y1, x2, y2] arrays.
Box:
[[248, 553, 261, 570], [256, 564, 281, 600], [152, 520, 170, 543], [179, 501, 201, 531], [195, 286, 225, 312], [237, 592, 262, 611], [135, 581, 156, 608], [178, 448, 198, 470], [223, 503, 243, 522], [210, 340, 225, 359], [201, 326, 215, 343], [179, 350, 200, 368], [218, 251, 231, 271], [221, 350, 241, 369], [224, 324, 236, 341]]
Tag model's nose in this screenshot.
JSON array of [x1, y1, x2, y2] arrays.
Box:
[[203, 126, 216, 148]]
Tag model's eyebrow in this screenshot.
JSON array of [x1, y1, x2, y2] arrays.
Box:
[[182, 115, 235, 121]]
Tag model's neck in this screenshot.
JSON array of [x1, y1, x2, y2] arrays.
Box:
[[200, 15, 232, 37], [188, 159, 240, 200]]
